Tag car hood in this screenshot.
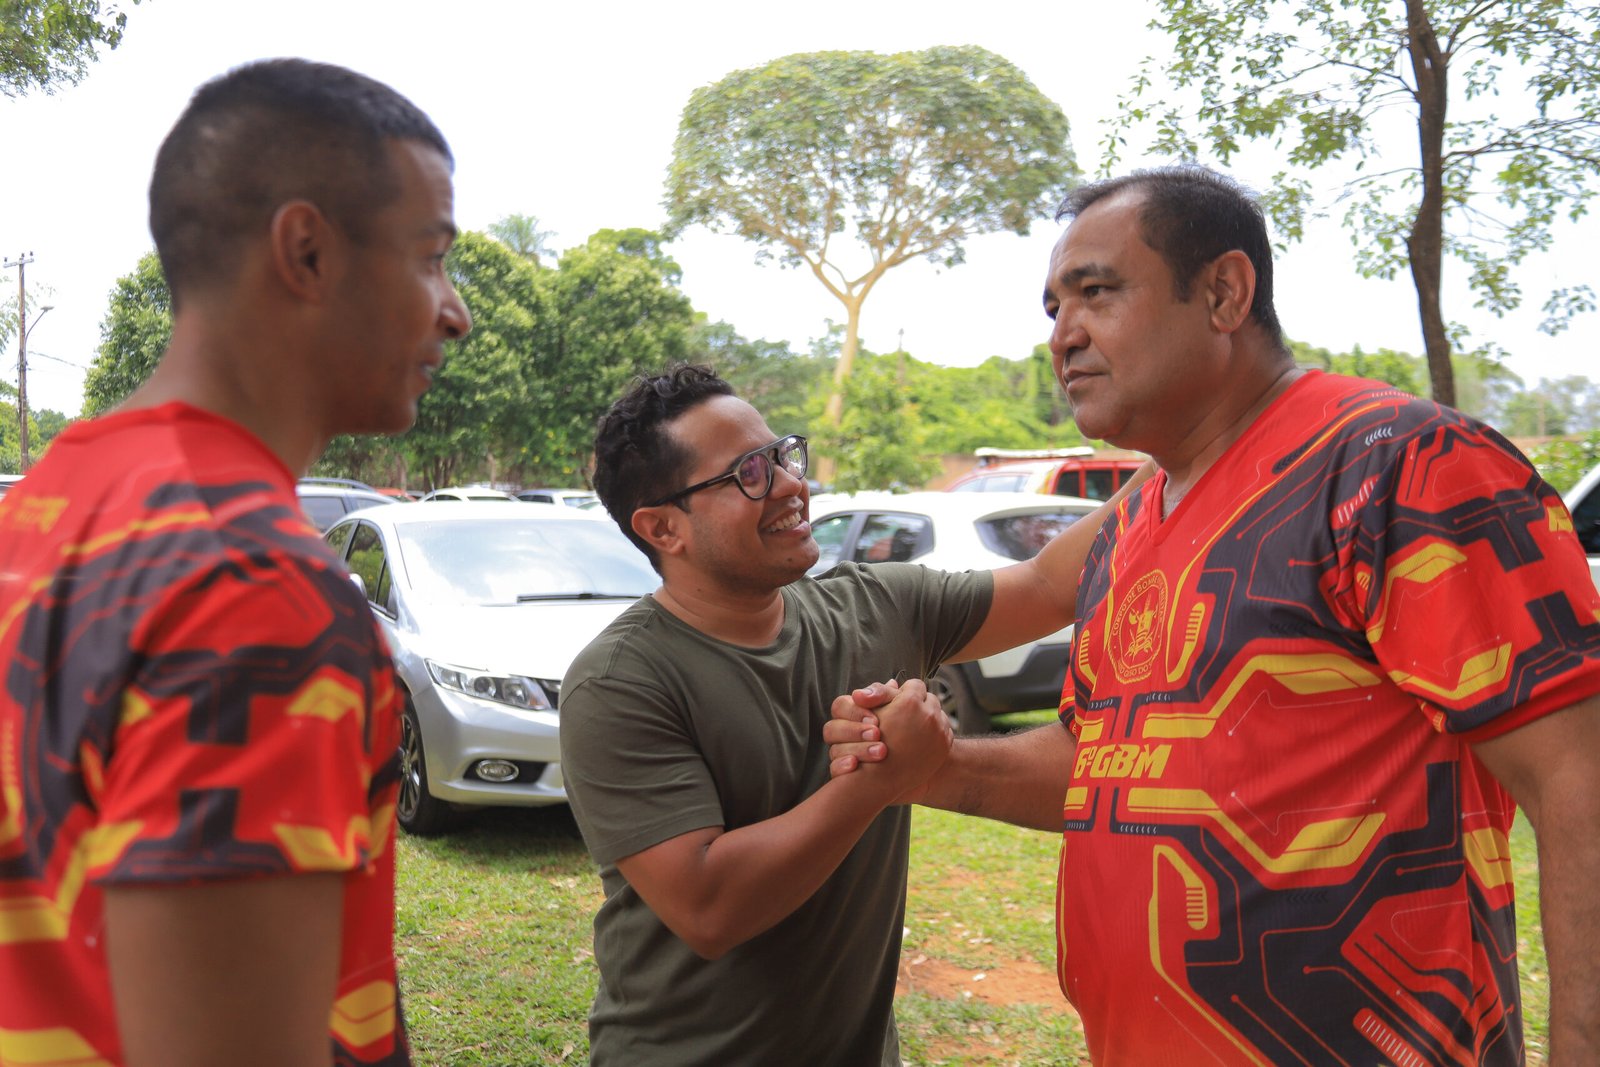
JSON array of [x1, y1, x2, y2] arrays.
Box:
[[407, 598, 643, 677]]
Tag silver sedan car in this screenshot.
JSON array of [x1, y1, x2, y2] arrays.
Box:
[[322, 501, 656, 834]]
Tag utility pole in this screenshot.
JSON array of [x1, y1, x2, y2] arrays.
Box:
[[4, 252, 36, 472]]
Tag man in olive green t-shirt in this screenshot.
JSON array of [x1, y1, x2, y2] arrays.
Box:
[[561, 365, 1121, 1065]]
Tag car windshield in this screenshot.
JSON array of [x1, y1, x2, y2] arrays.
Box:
[[976, 510, 1088, 562], [395, 519, 658, 605]]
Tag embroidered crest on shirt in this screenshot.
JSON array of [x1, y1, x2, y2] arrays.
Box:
[[1110, 570, 1168, 683]]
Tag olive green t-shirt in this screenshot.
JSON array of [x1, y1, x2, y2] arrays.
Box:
[[560, 561, 992, 1066]]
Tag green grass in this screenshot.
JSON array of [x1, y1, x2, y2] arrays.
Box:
[[395, 756, 1548, 1066]]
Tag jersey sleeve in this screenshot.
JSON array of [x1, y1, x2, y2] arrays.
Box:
[[88, 552, 395, 885], [559, 673, 726, 868], [1351, 421, 1600, 740]]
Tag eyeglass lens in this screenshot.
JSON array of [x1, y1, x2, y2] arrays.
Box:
[[734, 439, 807, 499]]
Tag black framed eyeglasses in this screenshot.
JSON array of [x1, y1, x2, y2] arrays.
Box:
[[647, 435, 808, 508]]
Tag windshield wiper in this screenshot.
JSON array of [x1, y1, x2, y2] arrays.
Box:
[[515, 592, 641, 602]]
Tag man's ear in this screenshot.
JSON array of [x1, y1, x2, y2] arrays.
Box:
[[631, 505, 686, 562], [267, 200, 338, 302], [1205, 250, 1256, 335]]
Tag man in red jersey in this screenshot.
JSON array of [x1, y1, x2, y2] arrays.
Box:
[[0, 60, 469, 1066], [831, 166, 1600, 1064]]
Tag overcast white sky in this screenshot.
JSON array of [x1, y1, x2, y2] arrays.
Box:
[[4, 0, 1596, 418]]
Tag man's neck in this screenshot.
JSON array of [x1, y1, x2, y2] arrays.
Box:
[[652, 580, 788, 648], [123, 313, 328, 476], [1156, 362, 1304, 519]]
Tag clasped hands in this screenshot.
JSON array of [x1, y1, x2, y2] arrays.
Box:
[[824, 678, 951, 805]]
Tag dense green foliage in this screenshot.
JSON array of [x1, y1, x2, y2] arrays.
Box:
[[1112, 0, 1600, 406], [1526, 432, 1600, 494], [81, 250, 169, 417], [664, 46, 1077, 458], [0, 0, 140, 97]]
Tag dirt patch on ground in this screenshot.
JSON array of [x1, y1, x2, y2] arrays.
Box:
[[896, 952, 1075, 1014]]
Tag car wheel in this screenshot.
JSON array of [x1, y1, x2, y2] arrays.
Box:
[[398, 699, 455, 836], [929, 665, 989, 736]]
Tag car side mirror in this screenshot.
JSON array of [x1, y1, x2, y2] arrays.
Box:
[[348, 572, 368, 599]]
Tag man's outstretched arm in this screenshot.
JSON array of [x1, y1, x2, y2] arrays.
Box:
[[615, 680, 953, 960], [947, 462, 1151, 665]]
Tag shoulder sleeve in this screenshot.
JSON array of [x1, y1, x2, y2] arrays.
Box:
[[91, 551, 397, 885], [1352, 415, 1600, 739], [849, 562, 993, 674], [559, 669, 726, 868]]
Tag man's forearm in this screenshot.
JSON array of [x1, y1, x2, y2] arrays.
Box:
[[1472, 695, 1600, 1061], [1533, 800, 1600, 1061], [916, 721, 1074, 832]]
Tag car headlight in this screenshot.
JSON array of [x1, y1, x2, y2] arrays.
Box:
[[426, 660, 558, 711]]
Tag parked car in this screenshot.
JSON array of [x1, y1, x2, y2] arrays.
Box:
[[322, 501, 657, 834], [516, 487, 599, 509], [0, 473, 23, 497], [1564, 461, 1600, 591], [296, 477, 396, 531], [416, 486, 517, 502], [807, 491, 1100, 734], [947, 447, 1145, 501]]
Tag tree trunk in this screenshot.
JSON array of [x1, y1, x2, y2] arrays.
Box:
[[1404, 0, 1455, 407], [815, 293, 865, 486]]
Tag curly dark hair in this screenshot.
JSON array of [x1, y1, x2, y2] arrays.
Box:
[[592, 364, 735, 570], [150, 58, 451, 308], [1058, 165, 1285, 347]]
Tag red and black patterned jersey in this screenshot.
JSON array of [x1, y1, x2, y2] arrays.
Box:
[[0, 403, 408, 1066], [1057, 372, 1600, 1066]]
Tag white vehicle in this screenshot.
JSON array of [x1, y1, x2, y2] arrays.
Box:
[[416, 485, 518, 502], [517, 487, 600, 509], [322, 501, 657, 833], [1563, 461, 1600, 591], [807, 490, 1101, 734]]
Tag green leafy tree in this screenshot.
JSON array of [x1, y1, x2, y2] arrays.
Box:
[[29, 405, 68, 447], [689, 319, 829, 440], [1494, 375, 1600, 437], [408, 230, 553, 490], [1, 0, 141, 97], [0, 383, 31, 472], [1449, 350, 1522, 425], [586, 228, 684, 286], [307, 434, 408, 489], [82, 250, 170, 416], [1111, 0, 1600, 407], [907, 354, 1073, 456], [529, 231, 695, 482], [812, 351, 943, 492], [1289, 339, 1426, 394], [665, 45, 1076, 477], [1525, 431, 1600, 493], [486, 213, 557, 266]]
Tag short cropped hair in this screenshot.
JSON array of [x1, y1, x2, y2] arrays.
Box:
[[593, 364, 735, 570], [1058, 166, 1284, 346], [149, 58, 451, 305]]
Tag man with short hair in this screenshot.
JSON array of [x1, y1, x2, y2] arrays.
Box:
[[0, 59, 470, 1066], [558, 364, 1132, 1064], [831, 165, 1600, 1064]]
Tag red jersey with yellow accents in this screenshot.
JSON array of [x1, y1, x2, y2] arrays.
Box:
[[1058, 372, 1600, 1066], [0, 403, 408, 1066]]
